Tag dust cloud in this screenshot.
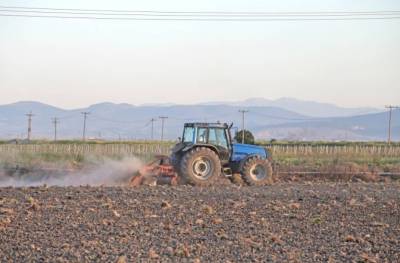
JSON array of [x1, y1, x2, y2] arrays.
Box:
[[0, 157, 143, 187]]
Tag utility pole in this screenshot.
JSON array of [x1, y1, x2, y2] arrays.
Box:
[[238, 110, 249, 144], [385, 105, 400, 144], [159, 116, 168, 141], [81, 112, 90, 141], [52, 117, 59, 141], [25, 111, 34, 141], [150, 118, 156, 140]]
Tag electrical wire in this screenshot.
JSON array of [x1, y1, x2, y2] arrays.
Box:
[[1, 14, 399, 21], [249, 111, 328, 121], [89, 114, 149, 124], [57, 114, 79, 120], [1, 8, 400, 17], [0, 6, 399, 21], [0, 5, 399, 15]]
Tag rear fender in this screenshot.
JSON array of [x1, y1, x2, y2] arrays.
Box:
[[181, 144, 220, 157]]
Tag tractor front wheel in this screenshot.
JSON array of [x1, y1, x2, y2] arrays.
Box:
[[241, 157, 274, 186], [179, 147, 221, 186]]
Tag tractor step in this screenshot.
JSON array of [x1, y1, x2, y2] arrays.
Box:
[[223, 167, 233, 177]]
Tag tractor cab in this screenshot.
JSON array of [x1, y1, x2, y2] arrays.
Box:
[[181, 123, 232, 163], [177, 122, 269, 166]]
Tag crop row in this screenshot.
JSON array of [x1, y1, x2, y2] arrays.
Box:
[[1, 143, 399, 157]]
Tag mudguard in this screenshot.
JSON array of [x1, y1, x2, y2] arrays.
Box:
[[181, 143, 220, 156]]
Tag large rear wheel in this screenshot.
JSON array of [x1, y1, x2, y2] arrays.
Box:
[[241, 157, 274, 186], [179, 147, 221, 186]]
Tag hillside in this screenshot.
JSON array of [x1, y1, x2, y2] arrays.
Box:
[[200, 97, 381, 117], [0, 101, 305, 140], [0, 101, 395, 141], [255, 110, 400, 141]]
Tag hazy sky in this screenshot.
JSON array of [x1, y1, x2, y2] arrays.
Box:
[[1, 0, 399, 109]]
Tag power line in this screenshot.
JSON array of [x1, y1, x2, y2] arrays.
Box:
[[250, 111, 315, 121], [25, 111, 34, 141], [90, 113, 148, 124], [1, 14, 399, 21], [249, 110, 346, 122], [1, 6, 399, 15], [52, 117, 59, 141], [57, 113, 79, 120], [159, 116, 168, 141], [81, 112, 90, 141], [1, 8, 400, 17], [1, 5, 400, 21], [385, 105, 400, 144], [150, 118, 156, 140], [238, 110, 249, 144]]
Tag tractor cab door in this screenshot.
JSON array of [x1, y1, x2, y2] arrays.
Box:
[[208, 127, 230, 163]]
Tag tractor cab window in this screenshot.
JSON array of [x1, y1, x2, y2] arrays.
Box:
[[197, 128, 208, 143], [208, 128, 229, 149], [183, 127, 195, 143]]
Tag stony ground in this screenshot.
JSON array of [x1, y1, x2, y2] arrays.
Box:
[[0, 183, 399, 262]]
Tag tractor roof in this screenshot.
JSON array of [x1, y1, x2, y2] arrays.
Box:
[[184, 122, 229, 129]]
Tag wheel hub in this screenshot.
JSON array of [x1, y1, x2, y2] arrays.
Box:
[[192, 157, 212, 180], [250, 164, 267, 181]]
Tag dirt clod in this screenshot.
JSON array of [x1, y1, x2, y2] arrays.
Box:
[[161, 200, 172, 209], [116, 255, 127, 263], [344, 235, 356, 242], [202, 205, 214, 215], [148, 248, 159, 259], [0, 183, 398, 262]]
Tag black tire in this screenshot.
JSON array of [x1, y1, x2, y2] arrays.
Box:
[[179, 147, 221, 186], [241, 156, 274, 186]]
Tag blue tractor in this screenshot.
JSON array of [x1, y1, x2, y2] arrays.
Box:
[[131, 122, 274, 186], [173, 122, 274, 186]]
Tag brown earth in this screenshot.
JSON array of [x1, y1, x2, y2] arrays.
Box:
[[0, 183, 399, 262]]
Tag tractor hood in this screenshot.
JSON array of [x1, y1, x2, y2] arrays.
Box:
[[231, 143, 268, 162], [171, 142, 186, 154], [171, 142, 200, 154]]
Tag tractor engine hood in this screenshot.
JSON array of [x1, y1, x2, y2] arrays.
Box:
[[171, 142, 187, 154], [231, 143, 268, 162]]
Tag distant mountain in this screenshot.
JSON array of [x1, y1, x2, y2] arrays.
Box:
[[201, 97, 381, 117], [0, 101, 305, 140], [0, 101, 67, 138], [139, 103, 176, 107], [0, 100, 395, 141], [254, 110, 400, 141]]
